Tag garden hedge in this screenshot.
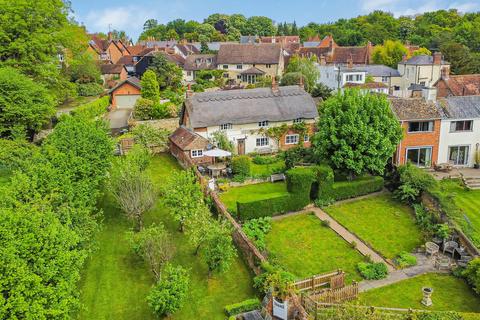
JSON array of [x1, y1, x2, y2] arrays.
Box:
[[71, 96, 110, 119], [232, 156, 251, 177], [323, 176, 384, 201], [224, 298, 261, 316]]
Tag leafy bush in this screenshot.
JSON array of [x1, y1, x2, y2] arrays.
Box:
[[394, 163, 436, 203], [134, 98, 155, 120], [413, 204, 437, 233], [435, 223, 451, 240], [151, 101, 178, 119], [77, 82, 103, 96], [232, 156, 251, 177], [224, 298, 261, 317], [281, 146, 315, 169], [252, 155, 278, 165], [395, 252, 417, 268], [242, 217, 272, 251], [327, 176, 384, 201], [71, 96, 110, 119], [357, 262, 388, 280], [254, 262, 296, 299], [131, 123, 169, 150], [463, 258, 480, 294], [146, 264, 189, 317]]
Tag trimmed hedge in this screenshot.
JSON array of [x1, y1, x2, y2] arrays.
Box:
[[224, 298, 261, 317], [326, 176, 384, 201], [236, 167, 315, 220], [232, 156, 251, 177], [71, 96, 110, 119]]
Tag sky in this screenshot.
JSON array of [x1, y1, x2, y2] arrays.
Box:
[[71, 0, 480, 40]]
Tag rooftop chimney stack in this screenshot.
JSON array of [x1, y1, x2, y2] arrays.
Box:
[[186, 84, 194, 98], [271, 77, 279, 93], [299, 76, 305, 90], [441, 66, 450, 80], [433, 52, 442, 65], [347, 57, 353, 69]]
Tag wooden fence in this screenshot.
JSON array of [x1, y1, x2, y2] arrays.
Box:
[[294, 270, 345, 292], [310, 281, 358, 304]]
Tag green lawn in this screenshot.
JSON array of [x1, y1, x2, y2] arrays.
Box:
[[250, 160, 285, 178], [438, 179, 480, 246], [265, 213, 364, 282], [325, 194, 423, 260], [78, 154, 255, 320], [358, 273, 480, 314], [219, 182, 288, 213]]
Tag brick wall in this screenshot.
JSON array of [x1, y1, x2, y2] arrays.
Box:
[[396, 120, 441, 166], [278, 123, 315, 151]]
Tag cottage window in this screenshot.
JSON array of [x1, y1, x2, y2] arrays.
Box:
[[381, 76, 389, 82], [191, 149, 203, 158], [285, 134, 299, 145], [187, 71, 192, 76], [223, 65, 228, 69], [408, 121, 434, 133], [266, 64, 272, 68], [220, 123, 232, 130], [304, 135, 310, 142], [406, 147, 432, 167], [448, 146, 469, 165], [237, 75, 242, 80], [258, 120, 269, 127], [293, 118, 303, 124], [346, 74, 362, 82], [394, 86, 400, 91], [236, 64, 243, 70], [223, 73, 229, 78], [450, 120, 473, 132], [256, 137, 269, 147]]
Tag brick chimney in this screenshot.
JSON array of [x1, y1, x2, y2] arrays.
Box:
[[319, 54, 326, 66], [347, 57, 353, 69], [433, 52, 442, 65], [186, 84, 194, 98], [271, 76, 279, 93], [299, 76, 305, 90], [441, 66, 450, 80]]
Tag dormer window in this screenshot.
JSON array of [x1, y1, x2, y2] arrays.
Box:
[[220, 123, 232, 130], [293, 118, 303, 123], [258, 121, 269, 128]]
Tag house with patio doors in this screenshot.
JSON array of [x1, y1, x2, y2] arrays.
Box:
[[437, 96, 480, 167], [390, 98, 442, 167]]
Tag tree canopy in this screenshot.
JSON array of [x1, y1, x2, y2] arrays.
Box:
[[312, 90, 402, 177]]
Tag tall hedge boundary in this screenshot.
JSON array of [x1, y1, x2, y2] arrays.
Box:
[[71, 96, 110, 119], [235, 164, 384, 220]]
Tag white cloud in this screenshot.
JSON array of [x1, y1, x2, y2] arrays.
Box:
[[448, 2, 480, 12], [361, 0, 480, 17], [360, 0, 402, 12], [84, 6, 153, 33]]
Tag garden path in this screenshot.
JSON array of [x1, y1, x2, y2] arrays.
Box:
[[358, 253, 444, 292], [312, 207, 396, 272]]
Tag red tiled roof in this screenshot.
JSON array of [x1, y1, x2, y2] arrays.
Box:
[[318, 35, 337, 48], [436, 74, 480, 96], [298, 42, 372, 64], [127, 45, 147, 56], [169, 127, 209, 150], [100, 64, 125, 74]]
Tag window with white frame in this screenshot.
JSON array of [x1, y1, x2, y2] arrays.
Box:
[[223, 65, 228, 69], [256, 137, 269, 147], [293, 118, 303, 123], [304, 135, 309, 142], [450, 120, 473, 132], [258, 120, 269, 127], [191, 149, 203, 158], [381, 76, 389, 82], [406, 147, 432, 167], [448, 145, 469, 165], [219, 123, 232, 130], [266, 64, 272, 68], [285, 134, 299, 145], [346, 74, 363, 82], [236, 64, 242, 69]]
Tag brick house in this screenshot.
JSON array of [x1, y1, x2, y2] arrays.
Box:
[[179, 83, 318, 155], [390, 98, 442, 167], [434, 68, 480, 98], [88, 34, 130, 64], [169, 126, 213, 166], [100, 64, 128, 88], [109, 77, 141, 109]]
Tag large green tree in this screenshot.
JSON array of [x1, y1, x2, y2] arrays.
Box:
[[148, 54, 183, 90], [140, 70, 161, 103], [0, 67, 55, 139], [282, 55, 319, 93], [312, 90, 402, 178], [372, 40, 409, 68]]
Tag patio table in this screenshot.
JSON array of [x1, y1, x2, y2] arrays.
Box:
[[207, 163, 227, 177]]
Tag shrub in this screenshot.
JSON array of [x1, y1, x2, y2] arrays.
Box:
[[254, 262, 296, 299], [242, 217, 272, 251], [357, 262, 388, 280], [321, 219, 331, 228], [232, 156, 251, 177], [237, 194, 297, 220], [77, 82, 103, 96], [394, 163, 436, 203], [327, 176, 384, 201], [134, 98, 155, 120], [413, 204, 437, 233], [131, 124, 169, 150], [224, 298, 261, 317], [281, 146, 315, 169], [146, 264, 189, 317], [252, 155, 278, 165], [463, 258, 480, 294], [395, 252, 417, 268], [316, 164, 334, 202], [71, 96, 110, 119], [151, 101, 178, 119], [435, 223, 451, 240]]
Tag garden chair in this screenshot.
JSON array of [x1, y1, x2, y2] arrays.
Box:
[[457, 255, 472, 268], [425, 242, 439, 257], [443, 241, 458, 258], [435, 257, 451, 270]]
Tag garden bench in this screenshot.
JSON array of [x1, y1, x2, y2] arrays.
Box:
[[270, 173, 286, 182]]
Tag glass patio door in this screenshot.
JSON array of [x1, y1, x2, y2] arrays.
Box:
[[448, 146, 469, 165], [406, 147, 432, 167]]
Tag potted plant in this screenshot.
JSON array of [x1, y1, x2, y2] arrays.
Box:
[[474, 149, 480, 169]]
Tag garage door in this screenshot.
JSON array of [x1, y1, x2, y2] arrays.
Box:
[[116, 94, 140, 109]]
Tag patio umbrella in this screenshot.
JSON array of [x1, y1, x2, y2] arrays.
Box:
[[203, 149, 232, 157]]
